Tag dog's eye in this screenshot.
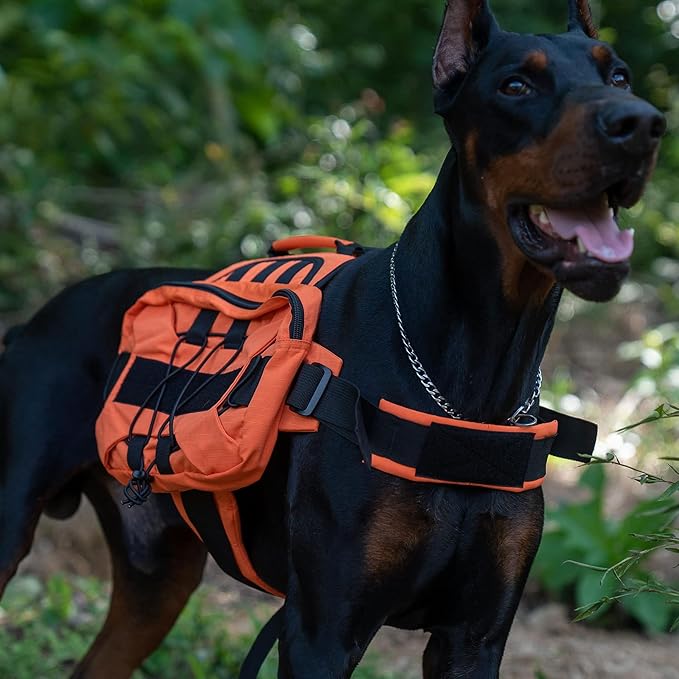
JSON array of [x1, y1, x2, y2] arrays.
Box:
[[499, 78, 533, 97], [610, 70, 631, 90]]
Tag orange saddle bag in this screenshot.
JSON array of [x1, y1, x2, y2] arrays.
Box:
[[96, 236, 359, 593]]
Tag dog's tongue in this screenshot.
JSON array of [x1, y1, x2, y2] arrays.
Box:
[[544, 204, 634, 263]]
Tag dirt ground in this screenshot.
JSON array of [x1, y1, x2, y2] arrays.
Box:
[[18, 479, 679, 679], [6, 291, 679, 677]]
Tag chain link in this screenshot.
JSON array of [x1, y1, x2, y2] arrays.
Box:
[[389, 242, 541, 424]]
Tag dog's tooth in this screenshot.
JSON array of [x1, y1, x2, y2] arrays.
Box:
[[609, 208, 614, 218], [577, 237, 587, 254], [538, 210, 550, 226]]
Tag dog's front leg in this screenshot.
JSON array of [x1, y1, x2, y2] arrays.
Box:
[[421, 489, 544, 679], [277, 435, 398, 679]]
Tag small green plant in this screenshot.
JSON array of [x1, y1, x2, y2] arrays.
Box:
[[532, 459, 679, 633], [561, 403, 679, 633], [0, 575, 396, 678]]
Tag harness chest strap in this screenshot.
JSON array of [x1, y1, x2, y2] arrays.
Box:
[[285, 363, 598, 491]]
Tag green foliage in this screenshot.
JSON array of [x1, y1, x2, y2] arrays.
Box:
[[1, 0, 678, 316], [0, 576, 395, 678], [620, 325, 679, 404], [568, 411, 679, 634], [532, 463, 679, 633]]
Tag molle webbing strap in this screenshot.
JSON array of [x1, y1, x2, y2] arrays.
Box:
[[286, 364, 598, 490], [185, 309, 219, 346], [115, 358, 241, 415], [155, 436, 175, 474], [223, 319, 249, 349]]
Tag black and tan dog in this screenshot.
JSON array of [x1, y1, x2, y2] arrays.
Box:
[[0, 1, 665, 677]]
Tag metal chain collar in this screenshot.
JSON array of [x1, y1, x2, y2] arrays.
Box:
[[389, 242, 541, 425]]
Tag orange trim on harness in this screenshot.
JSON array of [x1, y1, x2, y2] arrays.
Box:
[[365, 399, 557, 492], [378, 399, 558, 440], [370, 455, 546, 493]]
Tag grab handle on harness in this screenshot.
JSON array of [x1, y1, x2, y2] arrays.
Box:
[[268, 236, 364, 257]]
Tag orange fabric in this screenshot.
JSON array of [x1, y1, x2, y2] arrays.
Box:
[[97, 279, 334, 494], [211, 491, 285, 597], [205, 252, 353, 287], [371, 454, 546, 492], [96, 244, 353, 593]]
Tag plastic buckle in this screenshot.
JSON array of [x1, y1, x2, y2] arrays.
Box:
[[296, 364, 332, 417]]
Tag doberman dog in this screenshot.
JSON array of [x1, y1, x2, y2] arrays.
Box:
[[0, 1, 665, 677]]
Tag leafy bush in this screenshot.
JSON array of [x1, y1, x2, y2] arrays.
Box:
[[532, 461, 679, 633], [1, 0, 678, 317]]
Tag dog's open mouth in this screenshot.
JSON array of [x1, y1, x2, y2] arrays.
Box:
[[508, 186, 637, 300], [508, 191, 634, 268]]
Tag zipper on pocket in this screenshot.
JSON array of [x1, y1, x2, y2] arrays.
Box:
[[164, 282, 306, 340], [164, 282, 262, 310], [272, 289, 304, 339]]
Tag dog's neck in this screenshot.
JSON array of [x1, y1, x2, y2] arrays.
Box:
[[393, 148, 561, 422]]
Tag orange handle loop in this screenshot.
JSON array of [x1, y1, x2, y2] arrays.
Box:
[[269, 236, 352, 254]]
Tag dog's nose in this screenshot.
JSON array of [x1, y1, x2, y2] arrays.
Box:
[[597, 100, 666, 155]]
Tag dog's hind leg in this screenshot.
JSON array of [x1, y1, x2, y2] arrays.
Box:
[[72, 471, 207, 679]]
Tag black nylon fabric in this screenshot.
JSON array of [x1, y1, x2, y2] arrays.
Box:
[[184, 309, 219, 346], [115, 357, 240, 414], [539, 406, 597, 461]]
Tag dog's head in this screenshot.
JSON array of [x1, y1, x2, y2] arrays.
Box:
[[433, 0, 665, 302]]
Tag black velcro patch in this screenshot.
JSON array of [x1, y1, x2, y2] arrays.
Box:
[[416, 424, 534, 488]]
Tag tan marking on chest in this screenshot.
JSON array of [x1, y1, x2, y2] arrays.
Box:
[[485, 511, 542, 584], [364, 486, 432, 581]]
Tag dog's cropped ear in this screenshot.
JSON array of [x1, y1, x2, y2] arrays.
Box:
[[433, 0, 499, 92], [567, 0, 598, 39]]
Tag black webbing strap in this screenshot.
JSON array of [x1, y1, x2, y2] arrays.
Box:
[[286, 364, 366, 450], [364, 406, 552, 487], [155, 435, 175, 474], [126, 435, 146, 471], [227, 356, 271, 407], [287, 364, 597, 487], [239, 606, 285, 679], [538, 406, 598, 461], [224, 319, 249, 349], [185, 309, 219, 346]]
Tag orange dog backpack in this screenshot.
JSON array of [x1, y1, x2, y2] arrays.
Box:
[[96, 236, 362, 593], [97, 235, 597, 595]]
